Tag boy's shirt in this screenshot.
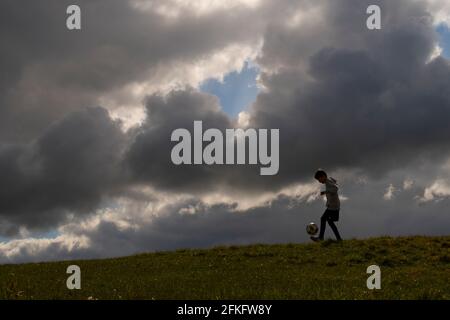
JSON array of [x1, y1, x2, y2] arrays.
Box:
[[325, 177, 340, 210]]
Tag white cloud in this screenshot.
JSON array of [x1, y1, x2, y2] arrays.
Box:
[[237, 111, 251, 127], [0, 235, 90, 264], [403, 179, 414, 190], [427, 44, 443, 63], [383, 184, 396, 200], [131, 0, 262, 18], [418, 179, 450, 202], [425, 0, 450, 26]]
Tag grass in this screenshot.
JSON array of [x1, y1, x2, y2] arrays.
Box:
[[0, 236, 449, 300]]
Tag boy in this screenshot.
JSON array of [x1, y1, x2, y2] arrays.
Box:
[[311, 169, 342, 242]]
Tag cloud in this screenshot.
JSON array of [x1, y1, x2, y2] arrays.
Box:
[[125, 88, 238, 194], [0, 0, 264, 142], [131, 0, 263, 17], [0, 235, 91, 264], [383, 184, 396, 200], [418, 179, 450, 202], [403, 179, 414, 190], [249, 0, 450, 186], [425, 0, 450, 26], [0, 107, 126, 234]]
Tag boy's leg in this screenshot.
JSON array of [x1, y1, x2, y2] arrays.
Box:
[[327, 220, 342, 241], [318, 210, 329, 240]]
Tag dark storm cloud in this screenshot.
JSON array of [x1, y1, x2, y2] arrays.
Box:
[[126, 88, 260, 194], [0, 0, 263, 142], [0, 107, 126, 233], [249, 0, 450, 185], [125, 0, 450, 193]]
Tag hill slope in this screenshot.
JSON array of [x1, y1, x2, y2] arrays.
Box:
[[0, 236, 449, 300]]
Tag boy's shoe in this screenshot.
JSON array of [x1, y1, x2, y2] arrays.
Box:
[[310, 236, 323, 242]]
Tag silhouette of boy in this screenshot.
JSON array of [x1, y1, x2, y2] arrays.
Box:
[[311, 169, 342, 242]]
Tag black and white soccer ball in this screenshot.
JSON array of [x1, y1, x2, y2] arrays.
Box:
[[306, 222, 318, 235]]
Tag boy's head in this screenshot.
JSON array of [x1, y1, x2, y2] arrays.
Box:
[[314, 169, 327, 184]]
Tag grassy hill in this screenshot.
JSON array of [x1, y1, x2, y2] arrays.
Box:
[[0, 236, 449, 300]]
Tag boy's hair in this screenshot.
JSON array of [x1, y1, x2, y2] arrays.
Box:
[[314, 169, 327, 180]]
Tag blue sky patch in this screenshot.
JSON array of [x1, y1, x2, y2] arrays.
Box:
[[200, 61, 260, 118], [436, 23, 450, 58]]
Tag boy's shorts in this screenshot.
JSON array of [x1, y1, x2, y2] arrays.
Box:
[[323, 209, 340, 222]]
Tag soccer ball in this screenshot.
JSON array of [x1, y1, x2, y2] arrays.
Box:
[[306, 222, 318, 235]]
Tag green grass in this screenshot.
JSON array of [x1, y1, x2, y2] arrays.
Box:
[[0, 236, 449, 300]]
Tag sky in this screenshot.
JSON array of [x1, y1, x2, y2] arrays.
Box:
[[437, 23, 450, 57], [1, 0, 450, 263], [200, 61, 260, 117]]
